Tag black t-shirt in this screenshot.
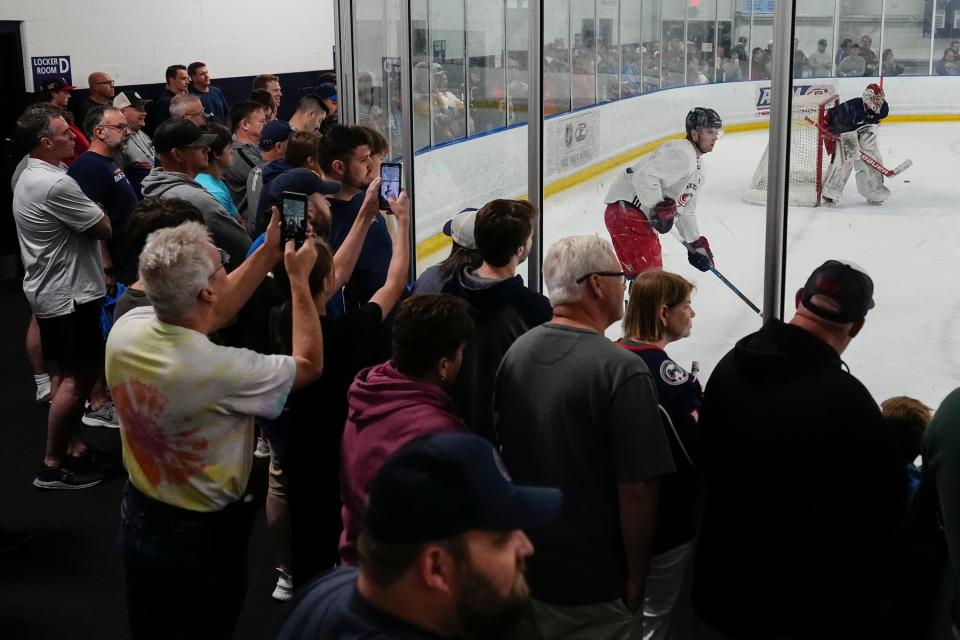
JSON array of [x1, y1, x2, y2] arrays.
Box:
[[275, 567, 446, 640], [275, 302, 384, 585], [67, 151, 139, 284]]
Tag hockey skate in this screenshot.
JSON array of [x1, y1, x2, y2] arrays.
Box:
[[822, 196, 838, 207], [867, 200, 883, 206]]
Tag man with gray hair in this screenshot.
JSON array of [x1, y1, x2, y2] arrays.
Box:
[[494, 235, 675, 639], [107, 213, 323, 639], [168, 93, 206, 127]]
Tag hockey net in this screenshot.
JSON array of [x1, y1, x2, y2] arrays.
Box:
[[744, 93, 839, 207]]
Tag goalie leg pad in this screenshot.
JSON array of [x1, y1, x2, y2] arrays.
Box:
[[604, 202, 663, 277]]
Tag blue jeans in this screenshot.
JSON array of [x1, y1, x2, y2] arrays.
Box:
[[118, 482, 258, 640]]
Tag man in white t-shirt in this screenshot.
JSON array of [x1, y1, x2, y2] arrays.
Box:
[[107, 212, 323, 640], [13, 103, 113, 490]]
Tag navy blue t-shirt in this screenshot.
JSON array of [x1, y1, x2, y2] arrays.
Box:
[[275, 567, 445, 640], [190, 85, 230, 126], [67, 150, 139, 285], [617, 339, 703, 553], [328, 192, 393, 312]]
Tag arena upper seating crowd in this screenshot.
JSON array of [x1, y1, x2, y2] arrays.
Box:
[[7, 60, 960, 640]]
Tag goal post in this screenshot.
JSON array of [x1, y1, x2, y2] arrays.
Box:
[[744, 93, 839, 207]]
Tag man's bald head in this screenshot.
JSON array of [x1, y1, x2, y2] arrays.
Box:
[[88, 71, 115, 102]]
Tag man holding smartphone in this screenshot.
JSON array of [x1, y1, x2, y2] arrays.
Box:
[[318, 125, 393, 314]]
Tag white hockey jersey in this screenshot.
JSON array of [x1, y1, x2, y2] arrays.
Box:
[[604, 139, 705, 243]]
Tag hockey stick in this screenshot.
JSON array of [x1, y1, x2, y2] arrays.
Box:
[[804, 116, 912, 177], [681, 240, 763, 317]]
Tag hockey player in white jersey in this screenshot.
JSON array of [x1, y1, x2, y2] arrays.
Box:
[[603, 107, 721, 277], [822, 83, 890, 205]]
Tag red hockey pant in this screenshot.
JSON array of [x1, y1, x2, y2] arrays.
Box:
[[604, 201, 662, 277]]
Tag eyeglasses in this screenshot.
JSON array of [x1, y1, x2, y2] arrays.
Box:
[[94, 80, 115, 85], [98, 123, 129, 132], [209, 247, 230, 278], [575, 271, 627, 284]]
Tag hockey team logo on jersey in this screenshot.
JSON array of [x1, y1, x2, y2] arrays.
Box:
[[660, 360, 689, 386]]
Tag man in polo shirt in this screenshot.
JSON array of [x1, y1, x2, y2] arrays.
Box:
[[12, 103, 112, 490], [114, 90, 155, 199], [275, 432, 562, 640]]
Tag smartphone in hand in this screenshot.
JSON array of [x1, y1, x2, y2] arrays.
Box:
[[280, 191, 308, 249], [379, 162, 402, 210]]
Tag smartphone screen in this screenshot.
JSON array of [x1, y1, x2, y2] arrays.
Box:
[[379, 162, 402, 206], [281, 191, 308, 248]]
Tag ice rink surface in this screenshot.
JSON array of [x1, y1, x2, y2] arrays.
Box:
[[541, 121, 960, 409]]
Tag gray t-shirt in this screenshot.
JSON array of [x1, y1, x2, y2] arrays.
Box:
[[494, 322, 675, 605], [13, 158, 105, 318]]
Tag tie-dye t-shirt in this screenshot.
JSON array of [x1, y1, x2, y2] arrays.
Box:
[[106, 306, 296, 512]]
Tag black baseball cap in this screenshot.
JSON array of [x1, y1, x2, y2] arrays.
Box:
[[364, 433, 563, 544], [153, 119, 218, 154], [801, 259, 875, 323], [267, 168, 340, 205], [261, 120, 293, 148], [40, 76, 76, 92], [313, 82, 337, 102]]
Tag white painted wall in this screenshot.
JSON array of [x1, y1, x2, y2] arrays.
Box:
[[414, 75, 960, 246], [2, 0, 336, 91]]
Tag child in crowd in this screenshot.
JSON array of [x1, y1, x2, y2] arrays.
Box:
[[881, 395, 932, 508]]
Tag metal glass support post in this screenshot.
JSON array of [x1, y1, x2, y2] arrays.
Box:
[[930, 0, 938, 76], [878, 0, 886, 76], [747, 0, 754, 79], [658, 0, 663, 89], [528, 0, 544, 292], [714, 2, 720, 82], [762, 0, 797, 322], [831, 0, 840, 77], [464, 0, 470, 135], [400, 0, 418, 283], [683, 0, 688, 85], [336, 0, 356, 126]]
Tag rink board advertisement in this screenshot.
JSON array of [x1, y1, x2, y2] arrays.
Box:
[[545, 111, 600, 180], [755, 83, 839, 113]]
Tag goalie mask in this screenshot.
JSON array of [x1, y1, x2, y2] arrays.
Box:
[[863, 83, 884, 113]]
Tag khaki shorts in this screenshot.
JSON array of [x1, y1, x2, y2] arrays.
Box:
[[267, 444, 288, 500]]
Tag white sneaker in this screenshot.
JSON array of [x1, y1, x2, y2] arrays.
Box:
[[254, 436, 271, 459], [272, 569, 293, 601]]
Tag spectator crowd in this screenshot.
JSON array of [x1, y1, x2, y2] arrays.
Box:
[[8, 57, 960, 640]]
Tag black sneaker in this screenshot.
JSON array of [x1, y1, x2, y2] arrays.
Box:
[[32, 460, 104, 490]]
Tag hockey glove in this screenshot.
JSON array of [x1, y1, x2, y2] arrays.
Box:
[[648, 198, 677, 234], [687, 236, 715, 272]]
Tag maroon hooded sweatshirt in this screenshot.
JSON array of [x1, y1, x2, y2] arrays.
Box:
[[338, 360, 466, 564]]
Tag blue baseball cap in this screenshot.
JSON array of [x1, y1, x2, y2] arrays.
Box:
[[314, 82, 337, 102], [365, 433, 562, 544], [268, 168, 340, 204], [260, 119, 293, 148]]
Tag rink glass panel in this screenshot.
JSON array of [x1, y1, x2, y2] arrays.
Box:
[[506, 0, 530, 127], [352, 0, 406, 160], [545, 0, 572, 116], [466, 0, 508, 136]]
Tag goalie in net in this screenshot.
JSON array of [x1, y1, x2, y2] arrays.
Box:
[[745, 92, 839, 207], [821, 83, 890, 206]]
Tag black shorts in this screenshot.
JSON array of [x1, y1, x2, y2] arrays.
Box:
[[36, 298, 105, 370]]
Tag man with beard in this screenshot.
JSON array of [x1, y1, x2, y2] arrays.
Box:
[[319, 125, 392, 312], [274, 432, 561, 640], [114, 91, 155, 199]]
